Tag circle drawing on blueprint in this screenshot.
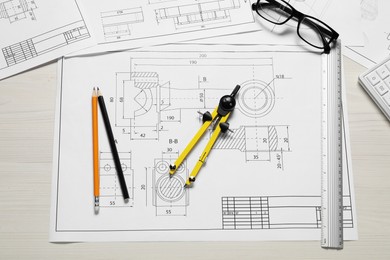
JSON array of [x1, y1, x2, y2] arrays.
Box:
[[121, 163, 128, 172], [104, 163, 112, 172], [156, 175, 186, 203], [237, 80, 275, 118], [176, 162, 185, 173], [155, 160, 170, 174]]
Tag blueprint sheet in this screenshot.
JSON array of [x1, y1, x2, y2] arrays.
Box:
[[0, 0, 94, 80], [50, 44, 358, 242], [75, 0, 362, 55], [76, 0, 259, 54]]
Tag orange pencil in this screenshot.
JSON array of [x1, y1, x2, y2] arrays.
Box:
[[92, 87, 100, 212]]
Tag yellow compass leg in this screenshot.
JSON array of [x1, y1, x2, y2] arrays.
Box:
[[185, 112, 231, 186], [169, 108, 218, 176]]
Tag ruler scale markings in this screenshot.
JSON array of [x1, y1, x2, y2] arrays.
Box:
[[321, 41, 343, 249]]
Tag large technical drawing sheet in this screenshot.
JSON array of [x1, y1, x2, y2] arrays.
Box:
[[0, 0, 94, 80], [76, 0, 258, 54], [75, 0, 363, 55], [50, 44, 358, 242]]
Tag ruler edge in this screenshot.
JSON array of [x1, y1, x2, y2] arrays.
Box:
[[320, 40, 344, 249]]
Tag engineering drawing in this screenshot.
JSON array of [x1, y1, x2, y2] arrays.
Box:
[[152, 154, 189, 216], [0, 0, 37, 23], [112, 54, 288, 169], [2, 20, 89, 67], [213, 125, 290, 168], [101, 7, 144, 41], [73, 0, 256, 54], [155, 0, 241, 29], [99, 151, 134, 207], [51, 45, 357, 241], [0, 0, 94, 80]]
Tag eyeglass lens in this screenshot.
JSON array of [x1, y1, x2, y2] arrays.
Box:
[[255, 0, 292, 25], [298, 17, 331, 48]]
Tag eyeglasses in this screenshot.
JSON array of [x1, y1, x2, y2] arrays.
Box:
[[251, 0, 339, 54]]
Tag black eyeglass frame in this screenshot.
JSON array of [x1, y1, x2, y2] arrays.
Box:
[[251, 0, 339, 54]]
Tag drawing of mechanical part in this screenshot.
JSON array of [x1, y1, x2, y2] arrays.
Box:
[[154, 0, 240, 30], [115, 71, 161, 140], [99, 152, 134, 207], [0, 0, 37, 23], [237, 79, 276, 118], [116, 71, 230, 140], [115, 72, 277, 140], [213, 125, 290, 169], [100, 7, 144, 41], [152, 158, 189, 216]]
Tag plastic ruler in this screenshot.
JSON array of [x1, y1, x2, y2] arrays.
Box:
[[320, 41, 343, 249]]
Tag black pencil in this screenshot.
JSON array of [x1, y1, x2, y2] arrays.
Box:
[[97, 88, 129, 200]]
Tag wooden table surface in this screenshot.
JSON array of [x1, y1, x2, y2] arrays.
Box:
[[0, 57, 389, 259]]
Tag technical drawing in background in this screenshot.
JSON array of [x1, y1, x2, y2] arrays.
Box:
[[99, 151, 134, 207], [78, 0, 256, 52], [100, 7, 144, 41], [2, 20, 90, 67], [0, 0, 37, 23], [154, 0, 241, 30], [0, 0, 94, 80], [343, 0, 389, 67], [152, 153, 189, 216], [359, 0, 390, 52]]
